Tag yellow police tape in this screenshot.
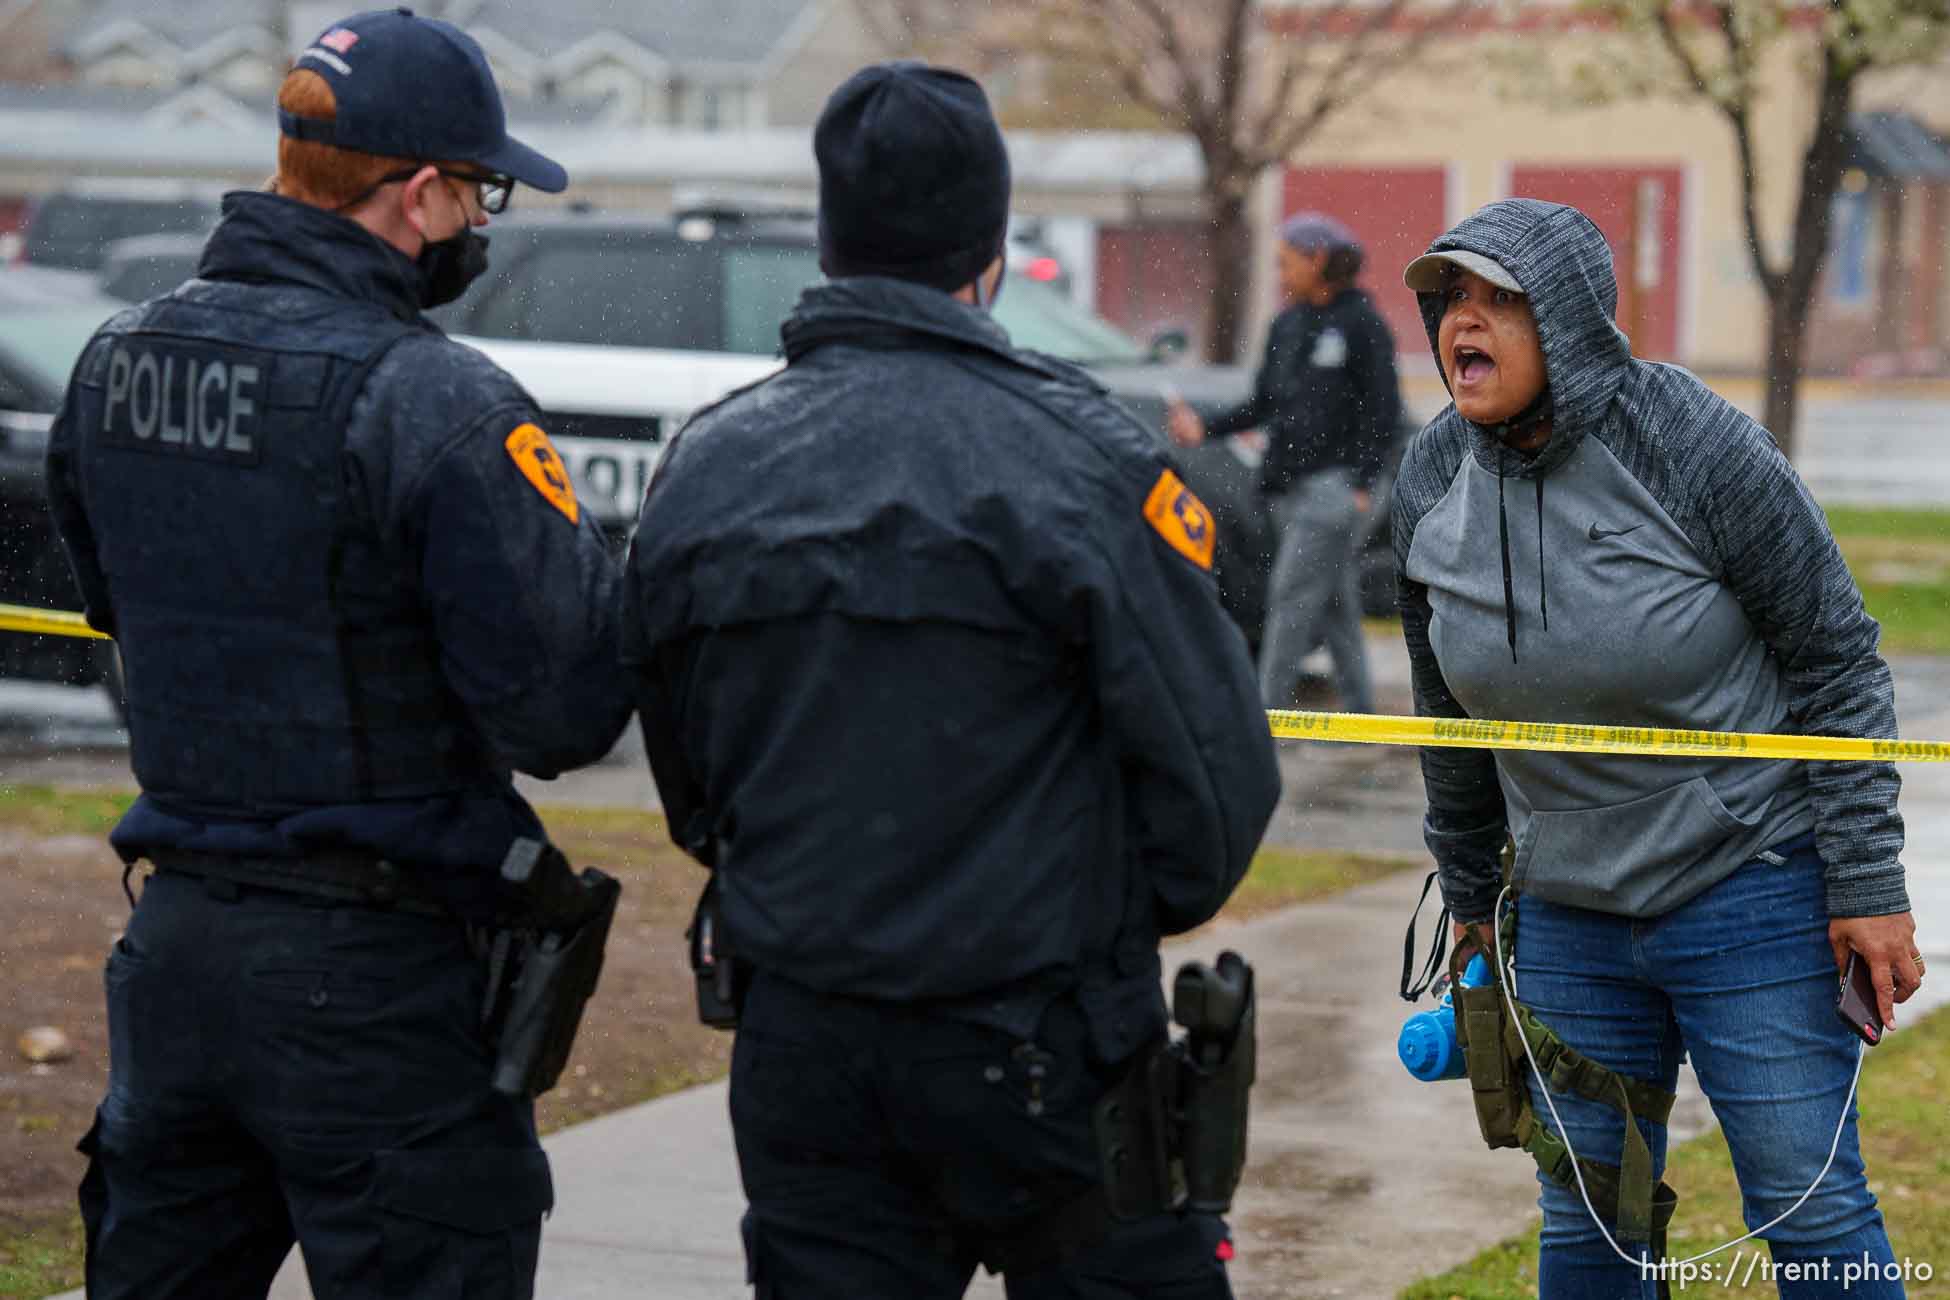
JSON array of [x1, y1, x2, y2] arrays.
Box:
[[1269, 710, 1950, 764], [4, 600, 1942, 763], [0, 603, 108, 641]]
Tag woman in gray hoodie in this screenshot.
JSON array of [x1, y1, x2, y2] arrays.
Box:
[[1393, 199, 1920, 1296]]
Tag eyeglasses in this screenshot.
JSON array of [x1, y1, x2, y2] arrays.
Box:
[[375, 166, 515, 214], [440, 169, 514, 215]]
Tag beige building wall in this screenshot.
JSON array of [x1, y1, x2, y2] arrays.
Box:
[[1279, 27, 1950, 373], [759, 0, 892, 126]]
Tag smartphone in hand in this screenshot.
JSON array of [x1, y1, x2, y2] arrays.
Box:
[[1836, 952, 1884, 1046]]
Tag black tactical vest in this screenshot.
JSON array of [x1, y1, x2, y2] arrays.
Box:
[[64, 279, 496, 812]]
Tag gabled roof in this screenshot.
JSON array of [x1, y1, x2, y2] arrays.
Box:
[[145, 84, 263, 129], [67, 0, 281, 62], [176, 25, 283, 77], [64, 0, 830, 93], [0, 81, 173, 116], [1848, 112, 1950, 182], [458, 0, 822, 67], [0, 79, 611, 131]]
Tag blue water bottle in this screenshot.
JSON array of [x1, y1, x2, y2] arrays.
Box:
[[1397, 954, 1491, 1081]]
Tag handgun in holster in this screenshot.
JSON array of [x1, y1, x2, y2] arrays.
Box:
[[1093, 950, 1257, 1219], [1171, 950, 1256, 1212], [687, 874, 749, 1030], [479, 837, 621, 1099]]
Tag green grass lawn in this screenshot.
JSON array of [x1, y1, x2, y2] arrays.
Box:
[[1826, 507, 1950, 656], [0, 1214, 81, 1300], [0, 785, 133, 836], [1402, 1002, 1950, 1299], [1222, 843, 1417, 921], [0, 787, 1415, 1299]]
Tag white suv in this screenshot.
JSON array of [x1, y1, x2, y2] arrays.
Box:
[[430, 207, 1295, 640]]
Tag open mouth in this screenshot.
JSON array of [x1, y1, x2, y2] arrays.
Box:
[[1454, 346, 1495, 384]]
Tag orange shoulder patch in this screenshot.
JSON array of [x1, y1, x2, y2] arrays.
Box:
[[505, 422, 578, 525], [1142, 468, 1214, 571]]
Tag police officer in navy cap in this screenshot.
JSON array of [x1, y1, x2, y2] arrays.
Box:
[[623, 62, 1282, 1298], [46, 8, 631, 1295]]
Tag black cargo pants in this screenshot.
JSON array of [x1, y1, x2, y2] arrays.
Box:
[[730, 972, 1235, 1299], [78, 871, 552, 1299]]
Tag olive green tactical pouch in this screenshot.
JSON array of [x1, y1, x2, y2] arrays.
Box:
[[1453, 908, 1680, 1296], [1456, 980, 1523, 1149]]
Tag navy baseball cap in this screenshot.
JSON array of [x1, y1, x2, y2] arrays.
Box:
[[1280, 211, 1361, 255], [279, 7, 567, 193]]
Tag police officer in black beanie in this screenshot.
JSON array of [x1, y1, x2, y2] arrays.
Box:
[[814, 61, 1012, 294], [624, 62, 1280, 1299]]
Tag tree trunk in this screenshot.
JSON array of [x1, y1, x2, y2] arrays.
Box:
[[1761, 299, 1805, 456], [1757, 47, 1855, 459], [1204, 187, 1254, 364]]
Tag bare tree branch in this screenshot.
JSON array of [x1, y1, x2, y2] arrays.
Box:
[[1649, 6, 1779, 293], [1578, 0, 1950, 449], [1215, 0, 1254, 150], [1258, 3, 1401, 164], [860, 0, 1471, 360]]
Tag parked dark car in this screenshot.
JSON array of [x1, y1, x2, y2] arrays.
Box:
[[17, 181, 223, 272], [96, 232, 206, 304], [0, 271, 128, 694], [429, 205, 1411, 644]]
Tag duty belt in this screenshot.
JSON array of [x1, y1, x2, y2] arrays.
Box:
[[148, 849, 451, 917]]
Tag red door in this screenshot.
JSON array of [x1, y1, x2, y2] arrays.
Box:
[[1283, 166, 1450, 360], [1094, 223, 1213, 352], [1507, 166, 1685, 360]]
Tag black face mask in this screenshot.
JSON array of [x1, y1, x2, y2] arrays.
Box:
[[417, 230, 490, 309]]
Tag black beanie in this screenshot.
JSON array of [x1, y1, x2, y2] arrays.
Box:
[[814, 62, 1011, 291]]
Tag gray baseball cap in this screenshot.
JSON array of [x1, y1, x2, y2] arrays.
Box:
[[1402, 249, 1523, 294]]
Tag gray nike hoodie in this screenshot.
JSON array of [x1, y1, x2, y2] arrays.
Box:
[[1391, 198, 1908, 922]]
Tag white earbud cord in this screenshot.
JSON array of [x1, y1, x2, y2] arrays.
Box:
[[1489, 885, 1865, 1275]]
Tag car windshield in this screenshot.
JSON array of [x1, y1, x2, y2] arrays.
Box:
[[712, 245, 1151, 366], [0, 303, 125, 390], [26, 197, 218, 271], [990, 274, 1148, 365], [723, 244, 823, 354], [99, 253, 202, 304]]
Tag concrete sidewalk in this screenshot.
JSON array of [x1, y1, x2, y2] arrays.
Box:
[[64, 636, 1950, 1299]]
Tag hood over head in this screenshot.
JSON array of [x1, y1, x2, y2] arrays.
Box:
[[1407, 198, 1631, 480]]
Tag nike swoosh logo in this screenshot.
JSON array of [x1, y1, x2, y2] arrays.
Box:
[[1588, 522, 1646, 541]]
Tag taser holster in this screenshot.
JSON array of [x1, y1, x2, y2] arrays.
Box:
[[687, 875, 749, 1030]]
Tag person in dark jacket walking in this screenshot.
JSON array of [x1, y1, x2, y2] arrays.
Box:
[[1169, 213, 1401, 713], [44, 11, 632, 1297], [1394, 199, 1918, 1296], [623, 63, 1282, 1300]]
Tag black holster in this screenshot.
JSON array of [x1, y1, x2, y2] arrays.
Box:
[[1172, 951, 1256, 1212], [479, 838, 621, 1099], [1092, 950, 1257, 1220], [687, 875, 749, 1030]]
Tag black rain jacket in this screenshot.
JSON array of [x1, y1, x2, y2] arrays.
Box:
[[623, 276, 1281, 1059]]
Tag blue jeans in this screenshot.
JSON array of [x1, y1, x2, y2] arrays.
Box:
[[1514, 836, 1901, 1298]]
